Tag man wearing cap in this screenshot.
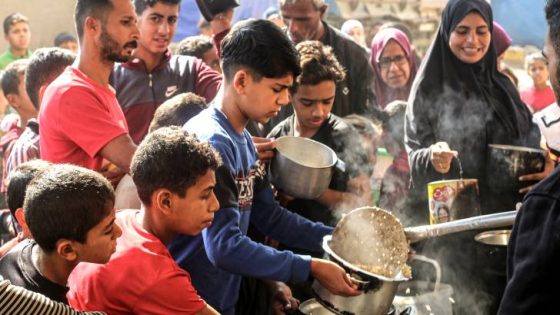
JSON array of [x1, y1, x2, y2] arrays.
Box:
[[111, 0, 223, 144]]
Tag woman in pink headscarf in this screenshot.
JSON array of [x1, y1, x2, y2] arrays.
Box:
[[370, 28, 418, 109]]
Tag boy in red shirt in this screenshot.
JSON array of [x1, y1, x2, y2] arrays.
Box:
[[68, 127, 221, 315]]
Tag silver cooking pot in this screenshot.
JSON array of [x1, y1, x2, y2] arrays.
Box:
[[312, 236, 408, 315], [269, 136, 341, 199]]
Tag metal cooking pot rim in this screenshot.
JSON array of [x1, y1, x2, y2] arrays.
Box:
[[427, 178, 478, 185], [275, 136, 337, 169], [474, 229, 511, 246], [488, 144, 546, 154], [322, 235, 410, 282]]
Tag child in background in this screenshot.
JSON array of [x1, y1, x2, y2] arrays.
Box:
[[520, 52, 557, 112], [0, 159, 50, 256]]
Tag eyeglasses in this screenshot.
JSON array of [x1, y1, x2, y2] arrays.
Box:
[[378, 54, 407, 69]]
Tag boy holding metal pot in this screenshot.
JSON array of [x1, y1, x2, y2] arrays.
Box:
[[169, 19, 359, 315]]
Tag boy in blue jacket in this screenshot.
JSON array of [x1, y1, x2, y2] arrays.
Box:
[[170, 19, 359, 314]]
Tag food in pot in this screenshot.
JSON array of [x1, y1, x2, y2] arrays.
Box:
[[330, 207, 410, 278]]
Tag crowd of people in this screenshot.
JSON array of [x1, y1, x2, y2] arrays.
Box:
[[0, 0, 558, 314]]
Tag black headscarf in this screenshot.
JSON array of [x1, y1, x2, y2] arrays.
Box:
[[409, 0, 533, 139]]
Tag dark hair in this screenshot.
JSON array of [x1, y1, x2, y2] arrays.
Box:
[[54, 32, 77, 47], [25, 48, 76, 109], [291, 40, 345, 93], [133, 0, 181, 15], [221, 19, 301, 82], [0, 59, 28, 96], [74, 0, 113, 39], [3, 13, 28, 35], [176, 36, 214, 59], [131, 126, 221, 206], [24, 164, 115, 253], [149, 92, 207, 132], [6, 160, 51, 217], [546, 0, 560, 90], [382, 100, 407, 142]]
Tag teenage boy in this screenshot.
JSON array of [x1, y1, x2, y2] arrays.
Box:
[[171, 19, 359, 315], [268, 41, 371, 229], [111, 0, 221, 144], [0, 164, 122, 303], [39, 0, 139, 179], [0, 13, 32, 70], [68, 127, 220, 314], [0, 159, 50, 257], [5, 48, 75, 178]]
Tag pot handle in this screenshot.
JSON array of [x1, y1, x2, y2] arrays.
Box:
[[410, 254, 442, 292], [335, 158, 346, 173], [347, 273, 381, 293]]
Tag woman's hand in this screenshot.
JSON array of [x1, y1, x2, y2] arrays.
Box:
[[430, 142, 458, 174]]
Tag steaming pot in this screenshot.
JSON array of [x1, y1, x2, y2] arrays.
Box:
[[270, 136, 340, 199], [312, 236, 408, 315]]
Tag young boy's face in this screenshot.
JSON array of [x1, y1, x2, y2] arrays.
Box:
[[170, 170, 219, 235], [137, 2, 179, 56], [73, 205, 121, 264], [10, 74, 36, 116], [5, 21, 30, 51], [528, 59, 549, 87], [291, 80, 335, 133], [239, 73, 293, 124]]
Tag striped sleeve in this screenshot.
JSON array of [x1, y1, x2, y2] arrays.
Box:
[[0, 280, 105, 315]]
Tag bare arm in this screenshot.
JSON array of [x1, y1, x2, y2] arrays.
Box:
[[99, 134, 136, 173]]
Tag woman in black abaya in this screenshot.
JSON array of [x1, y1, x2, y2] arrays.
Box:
[[404, 1, 541, 314], [405, 0, 540, 217]]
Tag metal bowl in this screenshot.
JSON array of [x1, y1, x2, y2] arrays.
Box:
[[270, 136, 337, 199], [474, 229, 511, 246]]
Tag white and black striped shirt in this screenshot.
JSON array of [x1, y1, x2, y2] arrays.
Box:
[[0, 279, 105, 315]]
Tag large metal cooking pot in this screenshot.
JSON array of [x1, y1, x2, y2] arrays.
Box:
[[312, 235, 408, 315], [298, 298, 400, 315], [270, 136, 339, 199]]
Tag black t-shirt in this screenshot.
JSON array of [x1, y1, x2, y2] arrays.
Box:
[[268, 114, 370, 226], [0, 239, 69, 304]]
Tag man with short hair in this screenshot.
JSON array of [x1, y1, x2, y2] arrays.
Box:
[[171, 19, 359, 315], [0, 164, 122, 304], [278, 0, 376, 118], [111, 0, 221, 144], [39, 0, 139, 181], [0, 13, 31, 70], [498, 0, 560, 313], [68, 127, 220, 314], [6, 48, 75, 178], [176, 35, 221, 73]]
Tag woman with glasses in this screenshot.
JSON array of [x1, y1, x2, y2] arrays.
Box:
[[370, 27, 417, 109]]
